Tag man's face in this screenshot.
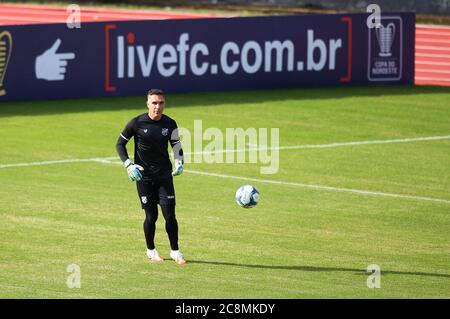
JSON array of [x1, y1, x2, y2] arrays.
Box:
[[147, 94, 165, 120]]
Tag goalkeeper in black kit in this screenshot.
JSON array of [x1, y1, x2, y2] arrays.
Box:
[[116, 89, 186, 265]]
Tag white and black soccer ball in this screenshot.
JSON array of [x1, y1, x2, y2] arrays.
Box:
[[235, 185, 260, 208]]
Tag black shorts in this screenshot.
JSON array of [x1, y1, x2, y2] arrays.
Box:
[[136, 175, 176, 208]]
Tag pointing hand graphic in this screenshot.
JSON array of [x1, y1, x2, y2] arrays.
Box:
[[35, 38, 75, 81]]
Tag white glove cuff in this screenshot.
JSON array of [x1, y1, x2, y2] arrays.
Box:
[[124, 159, 131, 168]]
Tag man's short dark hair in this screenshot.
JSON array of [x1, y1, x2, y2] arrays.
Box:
[[148, 89, 164, 96]]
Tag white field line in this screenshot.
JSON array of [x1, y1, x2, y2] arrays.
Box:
[[184, 169, 450, 205], [2, 156, 449, 206], [0, 157, 113, 168], [1, 135, 450, 169], [91, 159, 450, 205], [187, 135, 450, 156]]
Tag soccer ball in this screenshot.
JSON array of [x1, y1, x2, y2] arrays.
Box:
[[235, 185, 260, 208]]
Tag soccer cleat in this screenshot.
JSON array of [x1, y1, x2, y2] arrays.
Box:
[[170, 250, 187, 265], [146, 249, 164, 262]]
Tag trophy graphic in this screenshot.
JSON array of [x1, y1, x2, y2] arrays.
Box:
[[376, 22, 395, 57], [0, 31, 12, 96]]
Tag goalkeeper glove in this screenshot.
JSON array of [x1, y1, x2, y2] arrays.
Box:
[[172, 159, 183, 176], [124, 159, 144, 181]]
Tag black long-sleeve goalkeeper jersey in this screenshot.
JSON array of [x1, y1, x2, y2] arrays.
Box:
[[116, 113, 183, 178]]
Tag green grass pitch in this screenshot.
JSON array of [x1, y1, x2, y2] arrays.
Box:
[[0, 85, 449, 298]]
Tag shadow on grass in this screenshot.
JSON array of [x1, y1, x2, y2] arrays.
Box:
[[188, 260, 450, 279], [1, 84, 449, 118]]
